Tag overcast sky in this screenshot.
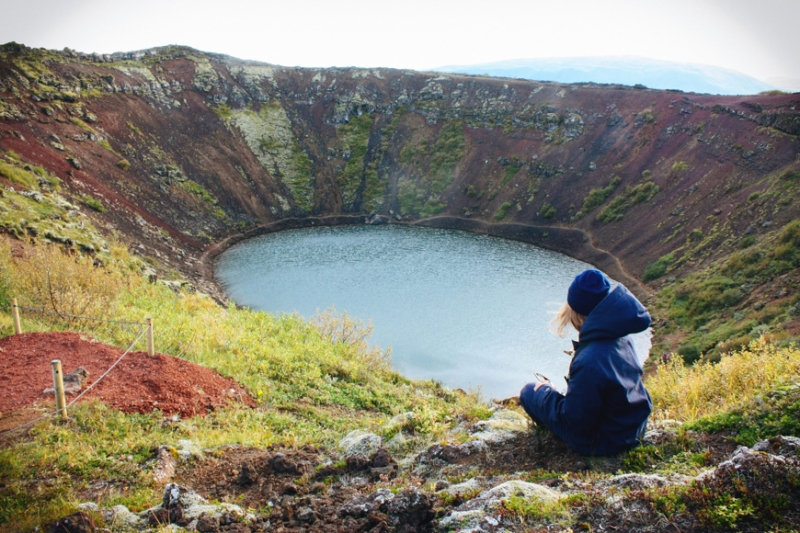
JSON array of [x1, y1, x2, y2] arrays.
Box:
[[2, 0, 798, 86]]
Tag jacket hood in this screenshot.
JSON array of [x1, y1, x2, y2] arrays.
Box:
[[578, 284, 651, 343]]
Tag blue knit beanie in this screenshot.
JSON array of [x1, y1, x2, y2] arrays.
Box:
[[568, 269, 611, 316]]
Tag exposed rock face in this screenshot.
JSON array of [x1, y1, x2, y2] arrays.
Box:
[[440, 480, 560, 533], [2, 43, 799, 293]]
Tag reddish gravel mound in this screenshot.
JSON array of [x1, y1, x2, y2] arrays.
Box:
[[0, 332, 254, 417]]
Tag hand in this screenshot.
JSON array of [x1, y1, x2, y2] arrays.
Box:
[[533, 372, 550, 391]]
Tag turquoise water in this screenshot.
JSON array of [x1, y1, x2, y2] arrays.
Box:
[[215, 225, 649, 400]]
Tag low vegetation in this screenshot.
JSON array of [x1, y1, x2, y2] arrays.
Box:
[[596, 180, 659, 223], [397, 120, 465, 216], [573, 176, 621, 219], [647, 339, 800, 424], [653, 218, 800, 360], [0, 235, 488, 529]]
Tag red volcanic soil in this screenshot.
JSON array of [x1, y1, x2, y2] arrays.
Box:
[[0, 332, 254, 420]]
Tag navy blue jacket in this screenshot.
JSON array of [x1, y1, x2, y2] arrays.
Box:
[[525, 284, 652, 455]]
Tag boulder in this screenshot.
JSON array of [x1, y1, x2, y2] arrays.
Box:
[[438, 477, 482, 498], [152, 445, 178, 484], [753, 435, 800, 458], [339, 430, 382, 458], [468, 409, 529, 444]]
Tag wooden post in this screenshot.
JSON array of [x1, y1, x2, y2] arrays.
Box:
[[11, 298, 22, 335], [51, 360, 68, 419], [146, 317, 154, 357]]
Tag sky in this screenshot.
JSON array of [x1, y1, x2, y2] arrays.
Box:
[[2, 0, 799, 88]]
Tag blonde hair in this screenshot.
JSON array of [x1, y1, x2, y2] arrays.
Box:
[[550, 302, 587, 337]]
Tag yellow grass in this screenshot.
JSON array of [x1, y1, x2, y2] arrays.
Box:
[[648, 338, 800, 422]]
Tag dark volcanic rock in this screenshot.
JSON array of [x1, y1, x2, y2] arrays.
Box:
[[47, 512, 95, 533]]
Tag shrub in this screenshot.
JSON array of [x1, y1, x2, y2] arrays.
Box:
[[9, 244, 121, 325], [780, 169, 800, 181], [465, 185, 477, 198], [213, 104, 233, 120], [643, 253, 675, 282], [747, 192, 760, 202], [677, 344, 701, 364], [738, 235, 755, 249], [538, 203, 556, 219], [574, 176, 621, 219], [597, 181, 659, 223], [494, 201, 512, 221], [671, 161, 688, 173], [80, 194, 106, 213], [116, 159, 131, 171], [648, 339, 800, 423]]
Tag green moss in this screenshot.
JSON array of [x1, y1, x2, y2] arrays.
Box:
[[397, 120, 465, 215], [501, 159, 524, 186], [126, 121, 143, 136], [687, 384, 800, 446], [69, 117, 95, 134], [229, 102, 315, 213], [98, 139, 116, 154], [337, 114, 375, 207]]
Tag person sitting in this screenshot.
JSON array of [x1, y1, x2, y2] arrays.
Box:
[[519, 269, 652, 455]]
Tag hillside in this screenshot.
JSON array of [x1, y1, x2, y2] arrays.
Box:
[[2, 42, 800, 533], [2, 42, 800, 357]]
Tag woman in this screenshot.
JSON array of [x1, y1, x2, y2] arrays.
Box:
[[519, 269, 652, 455]]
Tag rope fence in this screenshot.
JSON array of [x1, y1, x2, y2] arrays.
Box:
[[1, 297, 156, 435]]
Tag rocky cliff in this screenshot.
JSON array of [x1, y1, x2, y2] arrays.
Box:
[[1, 43, 799, 347]]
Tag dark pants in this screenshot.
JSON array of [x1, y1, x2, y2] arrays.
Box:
[[518, 382, 647, 455]]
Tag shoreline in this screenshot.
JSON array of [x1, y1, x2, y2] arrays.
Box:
[[197, 215, 648, 302]]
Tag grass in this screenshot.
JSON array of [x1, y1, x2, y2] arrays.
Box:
[[647, 339, 800, 423], [0, 159, 38, 189], [671, 161, 689, 174], [653, 218, 800, 359], [0, 236, 488, 529], [686, 383, 800, 446]]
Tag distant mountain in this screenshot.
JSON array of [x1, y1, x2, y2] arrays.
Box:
[[434, 56, 777, 96]]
